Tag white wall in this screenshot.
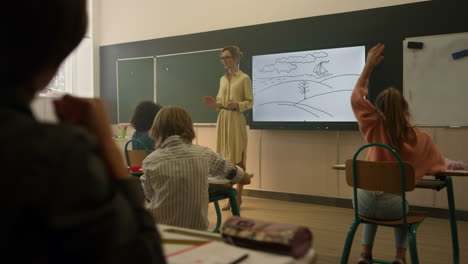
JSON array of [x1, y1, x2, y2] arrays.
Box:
[[97, 0, 428, 46]]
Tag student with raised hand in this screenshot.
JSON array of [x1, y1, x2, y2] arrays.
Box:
[[2, 1, 165, 263], [130, 101, 162, 150], [351, 43, 446, 264], [140, 105, 253, 230], [202, 45, 253, 210]]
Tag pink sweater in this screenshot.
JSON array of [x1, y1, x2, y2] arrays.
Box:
[[351, 82, 446, 183]]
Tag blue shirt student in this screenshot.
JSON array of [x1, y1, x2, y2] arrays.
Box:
[[132, 130, 155, 150], [130, 101, 162, 151]]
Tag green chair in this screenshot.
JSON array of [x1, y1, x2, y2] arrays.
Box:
[[340, 143, 426, 264], [208, 186, 240, 233], [124, 138, 153, 177]]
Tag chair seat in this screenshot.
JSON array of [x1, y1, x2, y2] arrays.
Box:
[[359, 211, 427, 225]]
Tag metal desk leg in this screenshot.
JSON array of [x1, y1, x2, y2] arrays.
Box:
[[212, 201, 222, 233], [446, 177, 459, 264], [228, 189, 240, 216]]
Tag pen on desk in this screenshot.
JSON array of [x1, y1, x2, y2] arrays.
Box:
[[228, 253, 249, 264], [162, 239, 208, 245]]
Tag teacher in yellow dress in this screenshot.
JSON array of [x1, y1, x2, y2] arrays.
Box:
[[202, 45, 253, 210]]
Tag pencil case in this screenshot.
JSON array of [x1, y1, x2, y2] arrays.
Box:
[[221, 216, 313, 258]]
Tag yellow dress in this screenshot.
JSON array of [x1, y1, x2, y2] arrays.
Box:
[[214, 71, 253, 164]]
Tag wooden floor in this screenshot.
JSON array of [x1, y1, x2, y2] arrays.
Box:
[[208, 196, 468, 264]]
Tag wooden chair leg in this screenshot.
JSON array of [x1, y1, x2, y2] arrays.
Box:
[[340, 220, 360, 264]]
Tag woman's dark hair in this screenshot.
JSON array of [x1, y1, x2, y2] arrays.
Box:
[[5, 0, 88, 91], [130, 101, 162, 132]]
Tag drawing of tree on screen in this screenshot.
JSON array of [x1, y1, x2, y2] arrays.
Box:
[[297, 80, 309, 100], [252, 46, 365, 122]]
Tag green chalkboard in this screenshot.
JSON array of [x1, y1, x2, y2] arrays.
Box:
[[156, 49, 225, 123], [117, 57, 154, 123]]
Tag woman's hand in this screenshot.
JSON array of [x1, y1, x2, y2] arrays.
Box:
[[226, 100, 239, 110], [202, 96, 217, 107], [365, 43, 385, 70]]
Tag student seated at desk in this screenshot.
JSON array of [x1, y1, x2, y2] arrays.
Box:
[[140, 105, 252, 230], [130, 101, 162, 150], [2, 1, 165, 263], [351, 43, 446, 264]]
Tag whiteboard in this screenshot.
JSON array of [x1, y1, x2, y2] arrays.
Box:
[[252, 46, 365, 122], [403, 32, 468, 126]]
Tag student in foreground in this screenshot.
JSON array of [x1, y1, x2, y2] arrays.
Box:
[[351, 43, 446, 264], [141, 105, 253, 230], [2, 1, 165, 263]]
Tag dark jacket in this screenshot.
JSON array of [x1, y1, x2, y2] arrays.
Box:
[[0, 103, 166, 264]]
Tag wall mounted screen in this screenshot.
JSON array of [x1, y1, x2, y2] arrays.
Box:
[[251, 45, 365, 130]]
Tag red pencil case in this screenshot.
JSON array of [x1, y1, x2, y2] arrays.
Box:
[[128, 165, 142, 173], [221, 216, 313, 259]]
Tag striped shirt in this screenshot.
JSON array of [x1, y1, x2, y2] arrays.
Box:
[[140, 135, 244, 230]]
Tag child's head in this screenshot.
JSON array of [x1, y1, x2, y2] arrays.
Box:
[[375, 87, 414, 151], [150, 105, 195, 147], [6, 0, 87, 99], [130, 101, 162, 132]]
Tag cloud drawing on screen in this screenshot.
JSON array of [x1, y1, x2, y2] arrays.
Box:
[[252, 46, 365, 122], [259, 52, 329, 73], [260, 62, 297, 73]]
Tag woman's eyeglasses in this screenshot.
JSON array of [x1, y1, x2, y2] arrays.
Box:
[[220, 56, 233, 61]]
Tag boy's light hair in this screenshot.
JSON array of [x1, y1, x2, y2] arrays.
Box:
[[150, 105, 195, 148]]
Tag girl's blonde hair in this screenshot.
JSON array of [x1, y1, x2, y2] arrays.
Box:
[[149, 105, 195, 148], [375, 87, 416, 152]]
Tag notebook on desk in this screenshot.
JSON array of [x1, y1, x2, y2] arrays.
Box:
[[166, 240, 297, 264]]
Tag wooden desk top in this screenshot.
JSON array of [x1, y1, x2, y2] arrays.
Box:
[[332, 164, 468, 190], [332, 164, 468, 176]]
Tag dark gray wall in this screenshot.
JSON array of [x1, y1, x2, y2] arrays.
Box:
[[100, 0, 467, 123]]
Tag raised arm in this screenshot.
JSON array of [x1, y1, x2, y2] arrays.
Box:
[[357, 43, 385, 89], [351, 44, 386, 141]]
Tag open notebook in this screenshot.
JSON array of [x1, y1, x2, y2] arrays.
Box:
[[167, 240, 303, 264]]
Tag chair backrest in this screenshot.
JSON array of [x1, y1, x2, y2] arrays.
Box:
[[347, 143, 415, 224], [127, 150, 151, 167], [345, 160, 415, 193], [124, 139, 153, 167]]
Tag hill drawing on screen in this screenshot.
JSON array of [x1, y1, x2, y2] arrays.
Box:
[[252, 46, 365, 122]]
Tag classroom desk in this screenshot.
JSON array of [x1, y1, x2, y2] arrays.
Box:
[[332, 164, 468, 264], [158, 224, 317, 264]]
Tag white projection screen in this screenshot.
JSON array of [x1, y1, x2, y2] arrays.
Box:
[[252, 45, 365, 129]]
